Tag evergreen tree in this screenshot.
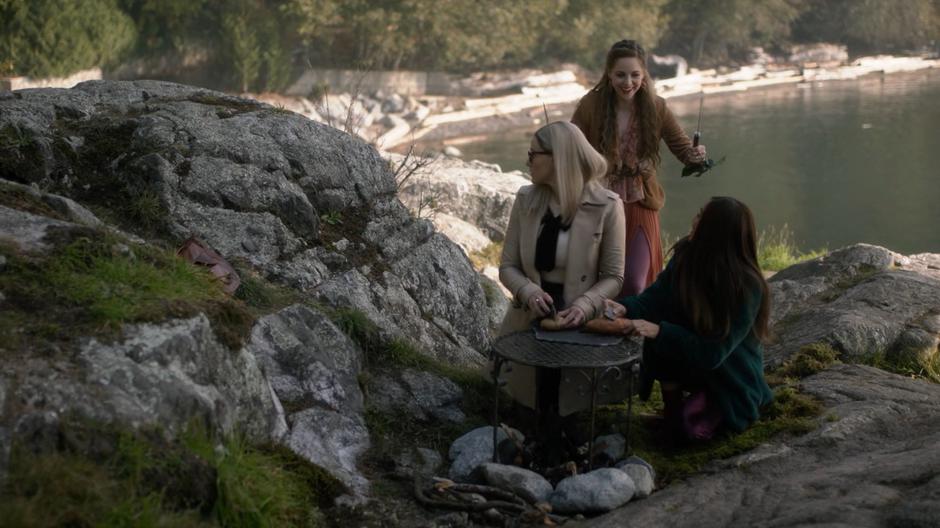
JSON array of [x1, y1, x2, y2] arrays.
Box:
[[659, 0, 805, 66], [0, 0, 135, 77], [540, 0, 670, 68], [793, 0, 940, 54]]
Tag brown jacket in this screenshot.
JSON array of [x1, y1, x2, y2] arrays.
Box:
[[571, 90, 698, 211], [497, 182, 626, 415]]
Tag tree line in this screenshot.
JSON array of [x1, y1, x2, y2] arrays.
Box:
[[1, 0, 938, 92]]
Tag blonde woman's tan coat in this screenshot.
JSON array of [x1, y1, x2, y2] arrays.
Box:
[[497, 181, 626, 415]]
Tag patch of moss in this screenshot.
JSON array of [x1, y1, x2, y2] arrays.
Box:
[[49, 113, 174, 237], [0, 421, 341, 528], [863, 350, 940, 384], [185, 93, 266, 114], [771, 342, 841, 380], [232, 265, 301, 316], [468, 241, 503, 271], [0, 124, 46, 184], [328, 307, 384, 363], [589, 377, 822, 485], [0, 228, 255, 355], [819, 263, 879, 302], [317, 208, 389, 279], [479, 276, 502, 307]]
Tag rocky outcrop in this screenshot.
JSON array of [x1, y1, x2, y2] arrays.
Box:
[[766, 244, 940, 368], [0, 81, 502, 505], [586, 364, 940, 527], [394, 154, 529, 247], [369, 368, 465, 424], [1, 313, 286, 463], [0, 80, 489, 366]]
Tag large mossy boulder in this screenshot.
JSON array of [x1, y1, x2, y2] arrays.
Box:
[[0, 80, 489, 366], [767, 244, 940, 369], [0, 81, 495, 504]]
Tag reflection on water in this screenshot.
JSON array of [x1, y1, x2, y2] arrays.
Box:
[[449, 70, 940, 254]]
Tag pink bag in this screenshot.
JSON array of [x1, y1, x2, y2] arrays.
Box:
[[176, 237, 241, 295]]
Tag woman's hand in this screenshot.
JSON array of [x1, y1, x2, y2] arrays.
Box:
[[689, 144, 707, 164], [556, 306, 585, 328], [630, 319, 660, 339], [603, 299, 627, 319], [527, 291, 555, 317]]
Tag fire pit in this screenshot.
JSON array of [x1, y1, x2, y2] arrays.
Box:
[[489, 326, 642, 471]]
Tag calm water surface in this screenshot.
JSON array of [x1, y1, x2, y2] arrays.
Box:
[[448, 70, 940, 254]]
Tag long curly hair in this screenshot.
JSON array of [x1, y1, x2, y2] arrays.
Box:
[[594, 40, 661, 169]]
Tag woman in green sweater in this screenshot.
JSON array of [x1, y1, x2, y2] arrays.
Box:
[[606, 196, 773, 441]]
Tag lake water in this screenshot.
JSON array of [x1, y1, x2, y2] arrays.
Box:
[[447, 70, 940, 255]]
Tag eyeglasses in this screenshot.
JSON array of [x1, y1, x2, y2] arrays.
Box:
[[527, 150, 552, 163]]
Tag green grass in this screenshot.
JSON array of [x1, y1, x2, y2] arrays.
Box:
[[232, 264, 301, 316], [0, 423, 342, 528], [465, 225, 823, 274], [0, 230, 255, 353], [864, 350, 940, 384], [758, 224, 827, 272]]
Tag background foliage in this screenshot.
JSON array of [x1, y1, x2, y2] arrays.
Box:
[[1, 0, 937, 90]]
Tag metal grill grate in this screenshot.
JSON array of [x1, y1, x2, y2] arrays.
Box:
[[492, 330, 642, 369]]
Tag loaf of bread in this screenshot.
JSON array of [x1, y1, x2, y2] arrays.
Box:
[[583, 318, 631, 335], [539, 316, 566, 331]]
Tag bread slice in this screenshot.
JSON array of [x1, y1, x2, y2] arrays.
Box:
[[583, 318, 631, 335], [539, 315, 566, 331]]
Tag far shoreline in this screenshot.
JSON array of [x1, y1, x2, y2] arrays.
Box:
[[398, 67, 939, 153]]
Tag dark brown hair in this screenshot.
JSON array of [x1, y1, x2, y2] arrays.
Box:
[[594, 40, 661, 168], [669, 197, 771, 342]]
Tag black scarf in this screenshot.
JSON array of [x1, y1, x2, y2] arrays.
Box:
[[535, 210, 571, 272]]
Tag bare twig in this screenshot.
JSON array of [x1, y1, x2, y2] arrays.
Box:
[[392, 145, 442, 220]]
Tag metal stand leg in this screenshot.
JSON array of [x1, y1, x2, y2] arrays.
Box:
[[490, 355, 506, 463], [588, 367, 598, 471], [625, 362, 639, 455]]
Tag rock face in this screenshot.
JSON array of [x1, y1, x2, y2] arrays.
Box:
[[766, 244, 940, 368], [248, 304, 364, 414], [2, 314, 285, 459], [369, 368, 465, 423], [394, 154, 529, 245], [246, 304, 371, 498], [0, 80, 489, 367], [586, 364, 940, 527]]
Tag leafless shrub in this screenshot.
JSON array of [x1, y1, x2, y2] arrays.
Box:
[[392, 144, 443, 220]]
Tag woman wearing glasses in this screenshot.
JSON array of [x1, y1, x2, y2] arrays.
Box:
[[572, 40, 707, 297], [497, 121, 625, 460]]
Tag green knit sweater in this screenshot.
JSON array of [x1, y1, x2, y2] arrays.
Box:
[[618, 262, 773, 432]]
